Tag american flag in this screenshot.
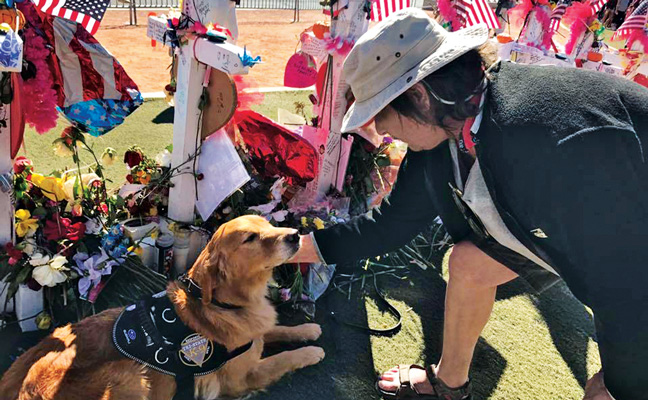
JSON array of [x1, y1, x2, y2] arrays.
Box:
[[589, 0, 609, 13], [549, 2, 568, 33], [455, 0, 501, 30], [19, 1, 142, 136], [31, 0, 110, 35], [613, 0, 648, 40], [370, 0, 412, 22]]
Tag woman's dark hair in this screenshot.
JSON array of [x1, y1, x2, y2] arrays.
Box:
[[388, 44, 496, 128]]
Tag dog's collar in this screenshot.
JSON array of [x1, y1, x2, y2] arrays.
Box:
[[177, 273, 243, 310]]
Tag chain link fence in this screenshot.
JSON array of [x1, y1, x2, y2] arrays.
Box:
[[109, 0, 324, 9]]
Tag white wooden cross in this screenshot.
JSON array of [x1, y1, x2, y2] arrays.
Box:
[[147, 0, 250, 224], [315, 0, 369, 198], [0, 104, 11, 246]]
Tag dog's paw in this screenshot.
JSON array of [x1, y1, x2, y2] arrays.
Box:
[[299, 346, 325, 367], [299, 323, 322, 341]]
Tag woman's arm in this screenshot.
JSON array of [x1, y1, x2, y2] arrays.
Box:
[[289, 150, 439, 265]]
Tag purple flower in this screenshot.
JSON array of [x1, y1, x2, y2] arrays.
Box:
[[279, 288, 291, 302], [72, 248, 120, 297], [383, 136, 393, 144]]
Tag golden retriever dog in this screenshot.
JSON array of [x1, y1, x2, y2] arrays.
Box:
[[0, 215, 325, 400]]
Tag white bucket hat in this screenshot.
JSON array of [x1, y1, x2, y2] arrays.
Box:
[[341, 8, 489, 133]]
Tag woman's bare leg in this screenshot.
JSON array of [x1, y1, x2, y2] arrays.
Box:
[[378, 241, 518, 394]]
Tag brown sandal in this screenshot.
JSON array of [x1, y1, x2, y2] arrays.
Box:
[[375, 364, 472, 400]]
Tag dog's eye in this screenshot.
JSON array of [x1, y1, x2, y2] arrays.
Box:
[[243, 233, 258, 244]]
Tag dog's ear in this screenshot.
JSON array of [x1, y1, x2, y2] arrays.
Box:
[[201, 251, 230, 305]]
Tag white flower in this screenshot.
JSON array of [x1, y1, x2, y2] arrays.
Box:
[[101, 147, 117, 166], [54, 142, 73, 157], [49, 255, 69, 271], [155, 149, 172, 168], [29, 253, 51, 267], [32, 255, 69, 287]]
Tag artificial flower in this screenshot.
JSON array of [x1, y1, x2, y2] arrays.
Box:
[[13, 156, 33, 175], [32, 254, 69, 287], [35, 312, 51, 330], [72, 249, 119, 296], [30, 173, 66, 202], [101, 147, 117, 166], [279, 288, 292, 302], [155, 149, 172, 168], [136, 170, 151, 185], [29, 253, 50, 266], [53, 141, 74, 157], [43, 216, 86, 242], [4, 242, 23, 265], [62, 173, 101, 201], [98, 203, 109, 214], [15, 209, 38, 238], [71, 203, 83, 217], [124, 147, 144, 168], [313, 217, 325, 230], [85, 218, 103, 235]]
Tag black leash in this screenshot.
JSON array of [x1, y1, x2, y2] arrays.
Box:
[[329, 269, 402, 337]]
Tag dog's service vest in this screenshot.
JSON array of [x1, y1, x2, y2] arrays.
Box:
[[112, 291, 252, 398]]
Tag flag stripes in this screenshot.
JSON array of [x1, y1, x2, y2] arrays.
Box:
[[454, 0, 501, 30], [31, 0, 109, 35], [612, 0, 648, 40], [370, 0, 412, 22], [549, 3, 568, 32]]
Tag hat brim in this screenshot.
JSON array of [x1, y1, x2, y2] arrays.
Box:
[[341, 24, 489, 133]]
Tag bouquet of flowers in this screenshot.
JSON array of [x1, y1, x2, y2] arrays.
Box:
[[0, 127, 168, 324]]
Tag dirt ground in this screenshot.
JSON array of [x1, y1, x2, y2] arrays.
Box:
[[95, 9, 327, 92]]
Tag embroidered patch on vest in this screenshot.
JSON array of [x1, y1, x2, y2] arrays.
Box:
[[180, 333, 213, 367]]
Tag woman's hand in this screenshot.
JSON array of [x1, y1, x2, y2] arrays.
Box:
[[287, 234, 323, 264]]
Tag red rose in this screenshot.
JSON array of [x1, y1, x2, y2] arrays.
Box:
[[126, 175, 134, 184], [44, 216, 70, 242], [66, 222, 86, 242], [98, 203, 109, 215], [43, 215, 85, 242], [123, 148, 144, 168], [13, 157, 33, 175]]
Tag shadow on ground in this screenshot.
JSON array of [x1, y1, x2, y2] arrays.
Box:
[[0, 248, 597, 400]]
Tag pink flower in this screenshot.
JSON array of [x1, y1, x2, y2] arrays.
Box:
[[13, 157, 33, 174]]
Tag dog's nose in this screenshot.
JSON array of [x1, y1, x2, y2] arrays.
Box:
[[286, 233, 300, 244]]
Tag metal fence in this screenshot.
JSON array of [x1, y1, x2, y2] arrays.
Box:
[[109, 0, 323, 9]]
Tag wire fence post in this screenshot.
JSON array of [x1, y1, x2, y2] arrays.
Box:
[[293, 0, 300, 22], [131, 0, 138, 25]]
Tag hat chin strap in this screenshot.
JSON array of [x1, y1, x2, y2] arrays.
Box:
[[420, 76, 488, 106]]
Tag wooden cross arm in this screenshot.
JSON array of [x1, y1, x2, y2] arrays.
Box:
[[147, 16, 251, 76]]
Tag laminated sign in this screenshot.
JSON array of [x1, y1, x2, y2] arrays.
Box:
[[0, 27, 23, 72]]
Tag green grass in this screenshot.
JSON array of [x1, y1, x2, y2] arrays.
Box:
[[20, 91, 312, 189], [19, 94, 601, 399]]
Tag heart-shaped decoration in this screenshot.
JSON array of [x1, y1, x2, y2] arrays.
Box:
[[284, 52, 317, 88]]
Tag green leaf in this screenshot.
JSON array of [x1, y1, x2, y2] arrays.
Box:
[[114, 195, 125, 209], [7, 280, 19, 301], [73, 175, 81, 199], [165, 144, 173, 153], [15, 265, 32, 284], [32, 207, 48, 218]]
